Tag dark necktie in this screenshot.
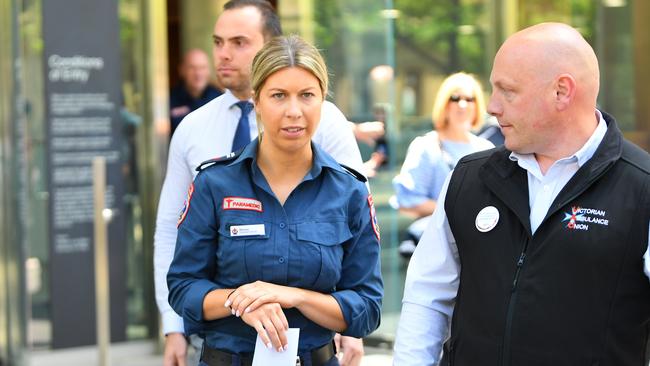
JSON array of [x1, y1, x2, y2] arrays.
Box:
[[232, 101, 253, 152]]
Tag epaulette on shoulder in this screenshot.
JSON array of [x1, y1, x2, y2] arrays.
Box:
[[195, 151, 240, 172], [339, 164, 367, 183]]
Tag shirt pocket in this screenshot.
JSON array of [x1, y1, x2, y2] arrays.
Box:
[[217, 221, 270, 285], [294, 221, 352, 292]]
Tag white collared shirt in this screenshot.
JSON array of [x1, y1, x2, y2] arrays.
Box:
[[154, 90, 364, 335], [393, 111, 650, 365], [513, 111, 608, 233]]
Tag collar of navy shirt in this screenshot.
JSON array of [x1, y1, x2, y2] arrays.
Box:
[[196, 137, 366, 183]]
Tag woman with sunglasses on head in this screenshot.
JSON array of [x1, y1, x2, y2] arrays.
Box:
[[393, 72, 494, 257], [167, 35, 383, 366]]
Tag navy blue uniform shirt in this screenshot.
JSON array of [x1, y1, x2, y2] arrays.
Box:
[[167, 139, 383, 355], [169, 83, 222, 136]]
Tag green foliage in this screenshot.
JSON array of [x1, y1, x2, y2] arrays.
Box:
[[393, 0, 486, 73], [19, 1, 43, 53]]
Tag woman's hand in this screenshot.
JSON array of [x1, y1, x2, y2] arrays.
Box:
[[226, 281, 303, 317], [240, 302, 289, 352], [228, 281, 346, 334]]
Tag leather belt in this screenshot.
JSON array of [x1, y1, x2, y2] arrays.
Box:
[[200, 341, 336, 366]]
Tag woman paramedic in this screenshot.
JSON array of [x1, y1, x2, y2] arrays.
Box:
[[167, 35, 383, 366]]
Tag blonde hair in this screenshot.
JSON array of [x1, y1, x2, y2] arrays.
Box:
[[251, 35, 328, 102], [431, 72, 486, 132]]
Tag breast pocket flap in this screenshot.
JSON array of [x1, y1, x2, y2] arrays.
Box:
[[296, 221, 352, 246]]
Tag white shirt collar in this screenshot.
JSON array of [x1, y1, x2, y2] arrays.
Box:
[[222, 89, 254, 109]]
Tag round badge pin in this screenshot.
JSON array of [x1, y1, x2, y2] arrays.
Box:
[[475, 206, 499, 232]]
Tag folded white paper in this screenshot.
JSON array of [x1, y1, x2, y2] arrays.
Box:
[[252, 328, 300, 366]]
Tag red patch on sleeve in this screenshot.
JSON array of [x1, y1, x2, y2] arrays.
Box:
[[177, 183, 195, 227], [367, 194, 380, 241]]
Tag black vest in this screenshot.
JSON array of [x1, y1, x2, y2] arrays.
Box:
[[444, 113, 650, 366]]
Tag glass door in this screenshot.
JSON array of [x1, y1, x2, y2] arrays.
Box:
[[1, 0, 29, 364]]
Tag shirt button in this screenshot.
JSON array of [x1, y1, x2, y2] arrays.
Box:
[[278, 257, 285, 263], [543, 185, 550, 192], [279, 222, 286, 229]]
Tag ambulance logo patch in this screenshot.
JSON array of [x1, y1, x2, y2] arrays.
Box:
[[367, 194, 380, 241], [177, 183, 194, 227], [562, 206, 609, 231], [222, 197, 263, 212]]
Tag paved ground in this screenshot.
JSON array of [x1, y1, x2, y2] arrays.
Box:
[[28, 340, 394, 366]]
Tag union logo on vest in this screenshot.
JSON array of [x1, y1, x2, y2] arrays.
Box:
[[562, 206, 609, 231]]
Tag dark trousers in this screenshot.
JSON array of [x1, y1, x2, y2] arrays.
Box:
[[198, 355, 339, 366]]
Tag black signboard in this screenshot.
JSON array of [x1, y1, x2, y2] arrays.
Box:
[[42, 0, 127, 348]]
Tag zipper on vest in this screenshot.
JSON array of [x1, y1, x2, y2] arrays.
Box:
[[511, 252, 526, 290], [501, 242, 529, 366]]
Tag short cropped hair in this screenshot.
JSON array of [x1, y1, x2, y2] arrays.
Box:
[[223, 0, 282, 40], [251, 35, 328, 102], [432, 72, 486, 132]]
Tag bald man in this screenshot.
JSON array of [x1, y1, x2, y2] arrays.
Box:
[[169, 49, 222, 136], [393, 22, 650, 366]]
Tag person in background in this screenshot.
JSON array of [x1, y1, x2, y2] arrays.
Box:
[[167, 35, 383, 366], [351, 121, 385, 147], [392, 72, 493, 257], [169, 49, 222, 137], [356, 105, 389, 178], [393, 22, 650, 366], [478, 114, 505, 146], [154, 1, 366, 365]]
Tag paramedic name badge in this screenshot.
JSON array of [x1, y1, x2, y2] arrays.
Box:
[[475, 206, 499, 232]]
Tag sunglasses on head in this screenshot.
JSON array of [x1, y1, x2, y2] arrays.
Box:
[[449, 95, 476, 103]]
